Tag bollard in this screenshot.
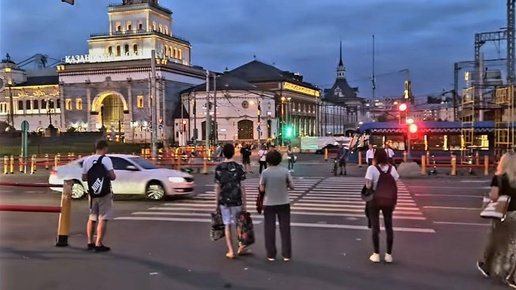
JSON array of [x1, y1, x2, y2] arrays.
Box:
[[56, 180, 73, 247], [202, 157, 208, 175], [78, 154, 82, 160], [324, 148, 328, 161], [54, 154, 60, 168], [3, 156, 8, 174], [451, 155, 457, 176], [18, 155, 23, 173], [358, 151, 362, 167], [475, 151, 480, 166], [403, 151, 408, 162], [484, 155, 489, 176], [9, 155, 14, 174], [421, 155, 427, 175], [176, 154, 181, 171], [30, 155, 36, 174], [44, 154, 49, 170]]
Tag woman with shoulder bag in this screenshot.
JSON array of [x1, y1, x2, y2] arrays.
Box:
[[477, 152, 516, 288]]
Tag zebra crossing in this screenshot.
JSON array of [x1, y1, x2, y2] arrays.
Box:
[[115, 176, 435, 233]]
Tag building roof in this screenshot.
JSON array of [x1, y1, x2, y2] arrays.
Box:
[[172, 102, 189, 119], [226, 60, 319, 91], [17, 75, 59, 86], [180, 73, 258, 94], [323, 79, 359, 102]]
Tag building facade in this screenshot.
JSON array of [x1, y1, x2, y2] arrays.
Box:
[[321, 44, 366, 135]]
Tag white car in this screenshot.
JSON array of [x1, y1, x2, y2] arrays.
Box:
[[48, 154, 195, 200]]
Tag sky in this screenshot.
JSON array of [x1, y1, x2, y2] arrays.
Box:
[[0, 0, 506, 99]]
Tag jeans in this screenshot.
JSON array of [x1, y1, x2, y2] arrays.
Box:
[[368, 203, 394, 254], [288, 159, 294, 170], [259, 161, 267, 173], [264, 204, 292, 259]]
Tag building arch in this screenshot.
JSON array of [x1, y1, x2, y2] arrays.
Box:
[[91, 92, 128, 133], [91, 91, 129, 112], [237, 119, 253, 140]]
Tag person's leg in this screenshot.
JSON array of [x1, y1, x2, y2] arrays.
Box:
[[263, 206, 277, 260], [382, 206, 395, 261], [365, 202, 371, 228], [259, 161, 264, 173], [277, 204, 292, 260], [86, 197, 97, 250], [220, 205, 236, 258], [94, 194, 114, 252], [368, 204, 381, 262]]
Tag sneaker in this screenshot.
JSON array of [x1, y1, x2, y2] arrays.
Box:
[[385, 254, 393, 263], [476, 261, 490, 277], [283, 257, 291, 262], [267, 258, 275, 262], [369, 253, 380, 263], [94, 245, 111, 252], [87, 243, 95, 250], [507, 280, 516, 289]]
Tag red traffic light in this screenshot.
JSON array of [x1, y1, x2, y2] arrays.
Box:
[[409, 124, 418, 134], [399, 103, 408, 112]]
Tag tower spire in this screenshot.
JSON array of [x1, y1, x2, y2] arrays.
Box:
[[339, 40, 343, 66], [337, 41, 345, 79]]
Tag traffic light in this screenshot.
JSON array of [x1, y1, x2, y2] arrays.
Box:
[[404, 80, 413, 104], [285, 126, 293, 138], [408, 123, 418, 134], [398, 103, 408, 124]]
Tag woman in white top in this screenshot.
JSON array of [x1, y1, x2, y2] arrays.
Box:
[[366, 144, 375, 166], [258, 145, 268, 174], [364, 148, 399, 264]]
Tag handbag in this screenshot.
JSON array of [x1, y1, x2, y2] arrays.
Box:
[[237, 211, 256, 247], [361, 185, 374, 202], [210, 211, 225, 241], [480, 176, 511, 220], [256, 187, 265, 214]]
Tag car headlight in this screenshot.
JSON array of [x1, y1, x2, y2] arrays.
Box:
[[168, 177, 185, 183]]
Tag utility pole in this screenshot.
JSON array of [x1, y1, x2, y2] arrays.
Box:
[[205, 70, 211, 156], [150, 50, 158, 159], [213, 73, 217, 145], [372, 34, 376, 100]]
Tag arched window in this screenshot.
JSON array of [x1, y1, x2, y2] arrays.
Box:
[[159, 24, 163, 33], [116, 22, 121, 32], [124, 44, 129, 54], [138, 23, 143, 30], [173, 48, 178, 58], [107, 46, 113, 55], [126, 21, 132, 31], [152, 22, 156, 31], [116, 45, 121, 56], [165, 46, 170, 57], [177, 49, 182, 60], [133, 44, 138, 54], [165, 27, 169, 35]]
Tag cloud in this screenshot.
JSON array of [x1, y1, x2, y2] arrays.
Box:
[[0, 0, 506, 98]]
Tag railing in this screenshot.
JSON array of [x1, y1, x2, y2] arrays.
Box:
[[90, 29, 190, 43]]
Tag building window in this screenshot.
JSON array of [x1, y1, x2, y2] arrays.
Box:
[[116, 45, 121, 56], [177, 49, 182, 60], [159, 24, 163, 33], [124, 44, 129, 54], [41, 100, 47, 109], [138, 22, 143, 30], [65, 99, 72, 110], [56, 99, 61, 109], [165, 46, 169, 57], [17, 100, 23, 110], [76, 98, 83, 110], [165, 27, 169, 35], [107, 46, 113, 55], [33, 100, 39, 110], [133, 44, 138, 54], [116, 22, 121, 32], [126, 21, 132, 31], [25, 100, 31, 110], [152, 22, 156, 31], [137, 95, 144, 108]]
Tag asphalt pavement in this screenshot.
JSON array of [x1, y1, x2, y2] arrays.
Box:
[[0, 156, 507, 290]]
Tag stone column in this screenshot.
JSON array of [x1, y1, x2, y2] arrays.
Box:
[[59, 85, 66, 130], [86, 86, 92, 131]]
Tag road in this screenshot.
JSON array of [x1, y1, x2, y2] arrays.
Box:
[[0, 157, 505, 290]]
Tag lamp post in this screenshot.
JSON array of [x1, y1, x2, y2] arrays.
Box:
[[4, 67, 14, 127]]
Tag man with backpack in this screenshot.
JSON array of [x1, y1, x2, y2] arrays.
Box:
[[214, 143, 248, 259], [81, 140, 116, 252], [364, 148, 399, 263], [336, 144, 349, 175]]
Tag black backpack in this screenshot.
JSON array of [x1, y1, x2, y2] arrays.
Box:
[[87, 155, 111, 197], [216, 162, 244, 207], [372, 165, 398, 207]]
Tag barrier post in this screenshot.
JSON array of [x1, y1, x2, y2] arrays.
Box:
[[44, 154, 49, 170], [202, 156, 208, 175], [30, 155, 36, 174], [56, 180, 73, 247], [358, 151, 362, 167], [403, 151, 408, 162], [18, 155, 23, 173], [176, 153, 181, 171], [421, 155, 427, 175], [475, 151, 480, 166], [54, 154, 60, 168], [3, 156, 8, 174], [484, 155, 489, 176], [451, 155, 457, 176], [9, 155, 14, 174], [324, 148, 328, 161]]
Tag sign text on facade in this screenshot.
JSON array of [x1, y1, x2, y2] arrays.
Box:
[[64, 51, 164, 64], [282, 82, 320, 97]]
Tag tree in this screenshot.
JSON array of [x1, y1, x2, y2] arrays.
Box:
[[376, 113, 397, 122]]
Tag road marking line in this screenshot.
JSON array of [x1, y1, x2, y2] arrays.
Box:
[[408, 186, 490, 190], [460, 180, 490, 183], [296, 199, 417, 206], [415, 194, 482, 198], [423, 206, 480, 211], [290, 206, 423, 215], [115, 216, 263, 224], [293, 203, 419, 210], [433, 221, 489, 226]]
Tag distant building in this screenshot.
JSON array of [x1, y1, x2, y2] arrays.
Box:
[[320, 43, 366, 135]]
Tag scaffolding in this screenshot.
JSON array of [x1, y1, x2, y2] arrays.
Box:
[[460, 86, 476, 152], [494, 86, 516, 155]]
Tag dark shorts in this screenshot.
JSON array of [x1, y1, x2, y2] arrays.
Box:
[[339, 159, 346, 166], [242, 158, 250, 164]]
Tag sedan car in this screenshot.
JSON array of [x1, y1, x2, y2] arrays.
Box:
[[49, 154, 195, 200]]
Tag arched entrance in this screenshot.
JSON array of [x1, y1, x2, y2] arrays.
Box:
[[100, 94, 125, 133], [237, 120, 253, 140]]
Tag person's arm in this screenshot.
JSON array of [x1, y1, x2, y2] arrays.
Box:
[[259, 173, 265, 193], [214, 169, 221, 210], [287, 171, 295, 190], [390, 166, 400, 181], [490, 175, 500, 200], [239, 165, 247, 210], [365, 166, 374, 189], [103, 157, 116, 180], [81, 159, 88, 181]]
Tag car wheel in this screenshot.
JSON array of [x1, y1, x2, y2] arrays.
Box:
[[71, 180, 86, 199], [146, 182, 165, 201]]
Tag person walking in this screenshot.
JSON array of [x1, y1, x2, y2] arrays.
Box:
[[364, 148, 399, 263], [258, 145, 268, 174], [81, 140, 116, 252], [240, 144, 252, 173], [477, 152, 516, 288], [214, 143, 248, 259], [259, 150, 295, 262], [366, 144, 375, 166], [287, 145, 295, 173]]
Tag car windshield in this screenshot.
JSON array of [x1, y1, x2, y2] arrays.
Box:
[[129, 157, 159, 170]]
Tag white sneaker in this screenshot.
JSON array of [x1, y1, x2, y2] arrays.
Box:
[[385, 254, 393, 263], [369, 253, 380, 263]]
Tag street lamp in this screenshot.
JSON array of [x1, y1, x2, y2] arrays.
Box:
[[4, 67, 14, 127]]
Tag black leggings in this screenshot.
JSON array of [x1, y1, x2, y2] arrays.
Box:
[[367, 202, 394, 254], [259, 161, 267, 173]]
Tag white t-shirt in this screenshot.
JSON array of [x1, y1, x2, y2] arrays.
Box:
[[258, 150, 267, 162], [386, 148, 395, 158], [366, 149, 375, 160], [365, 164, 399, 190], [82, 154, 114, 174]]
